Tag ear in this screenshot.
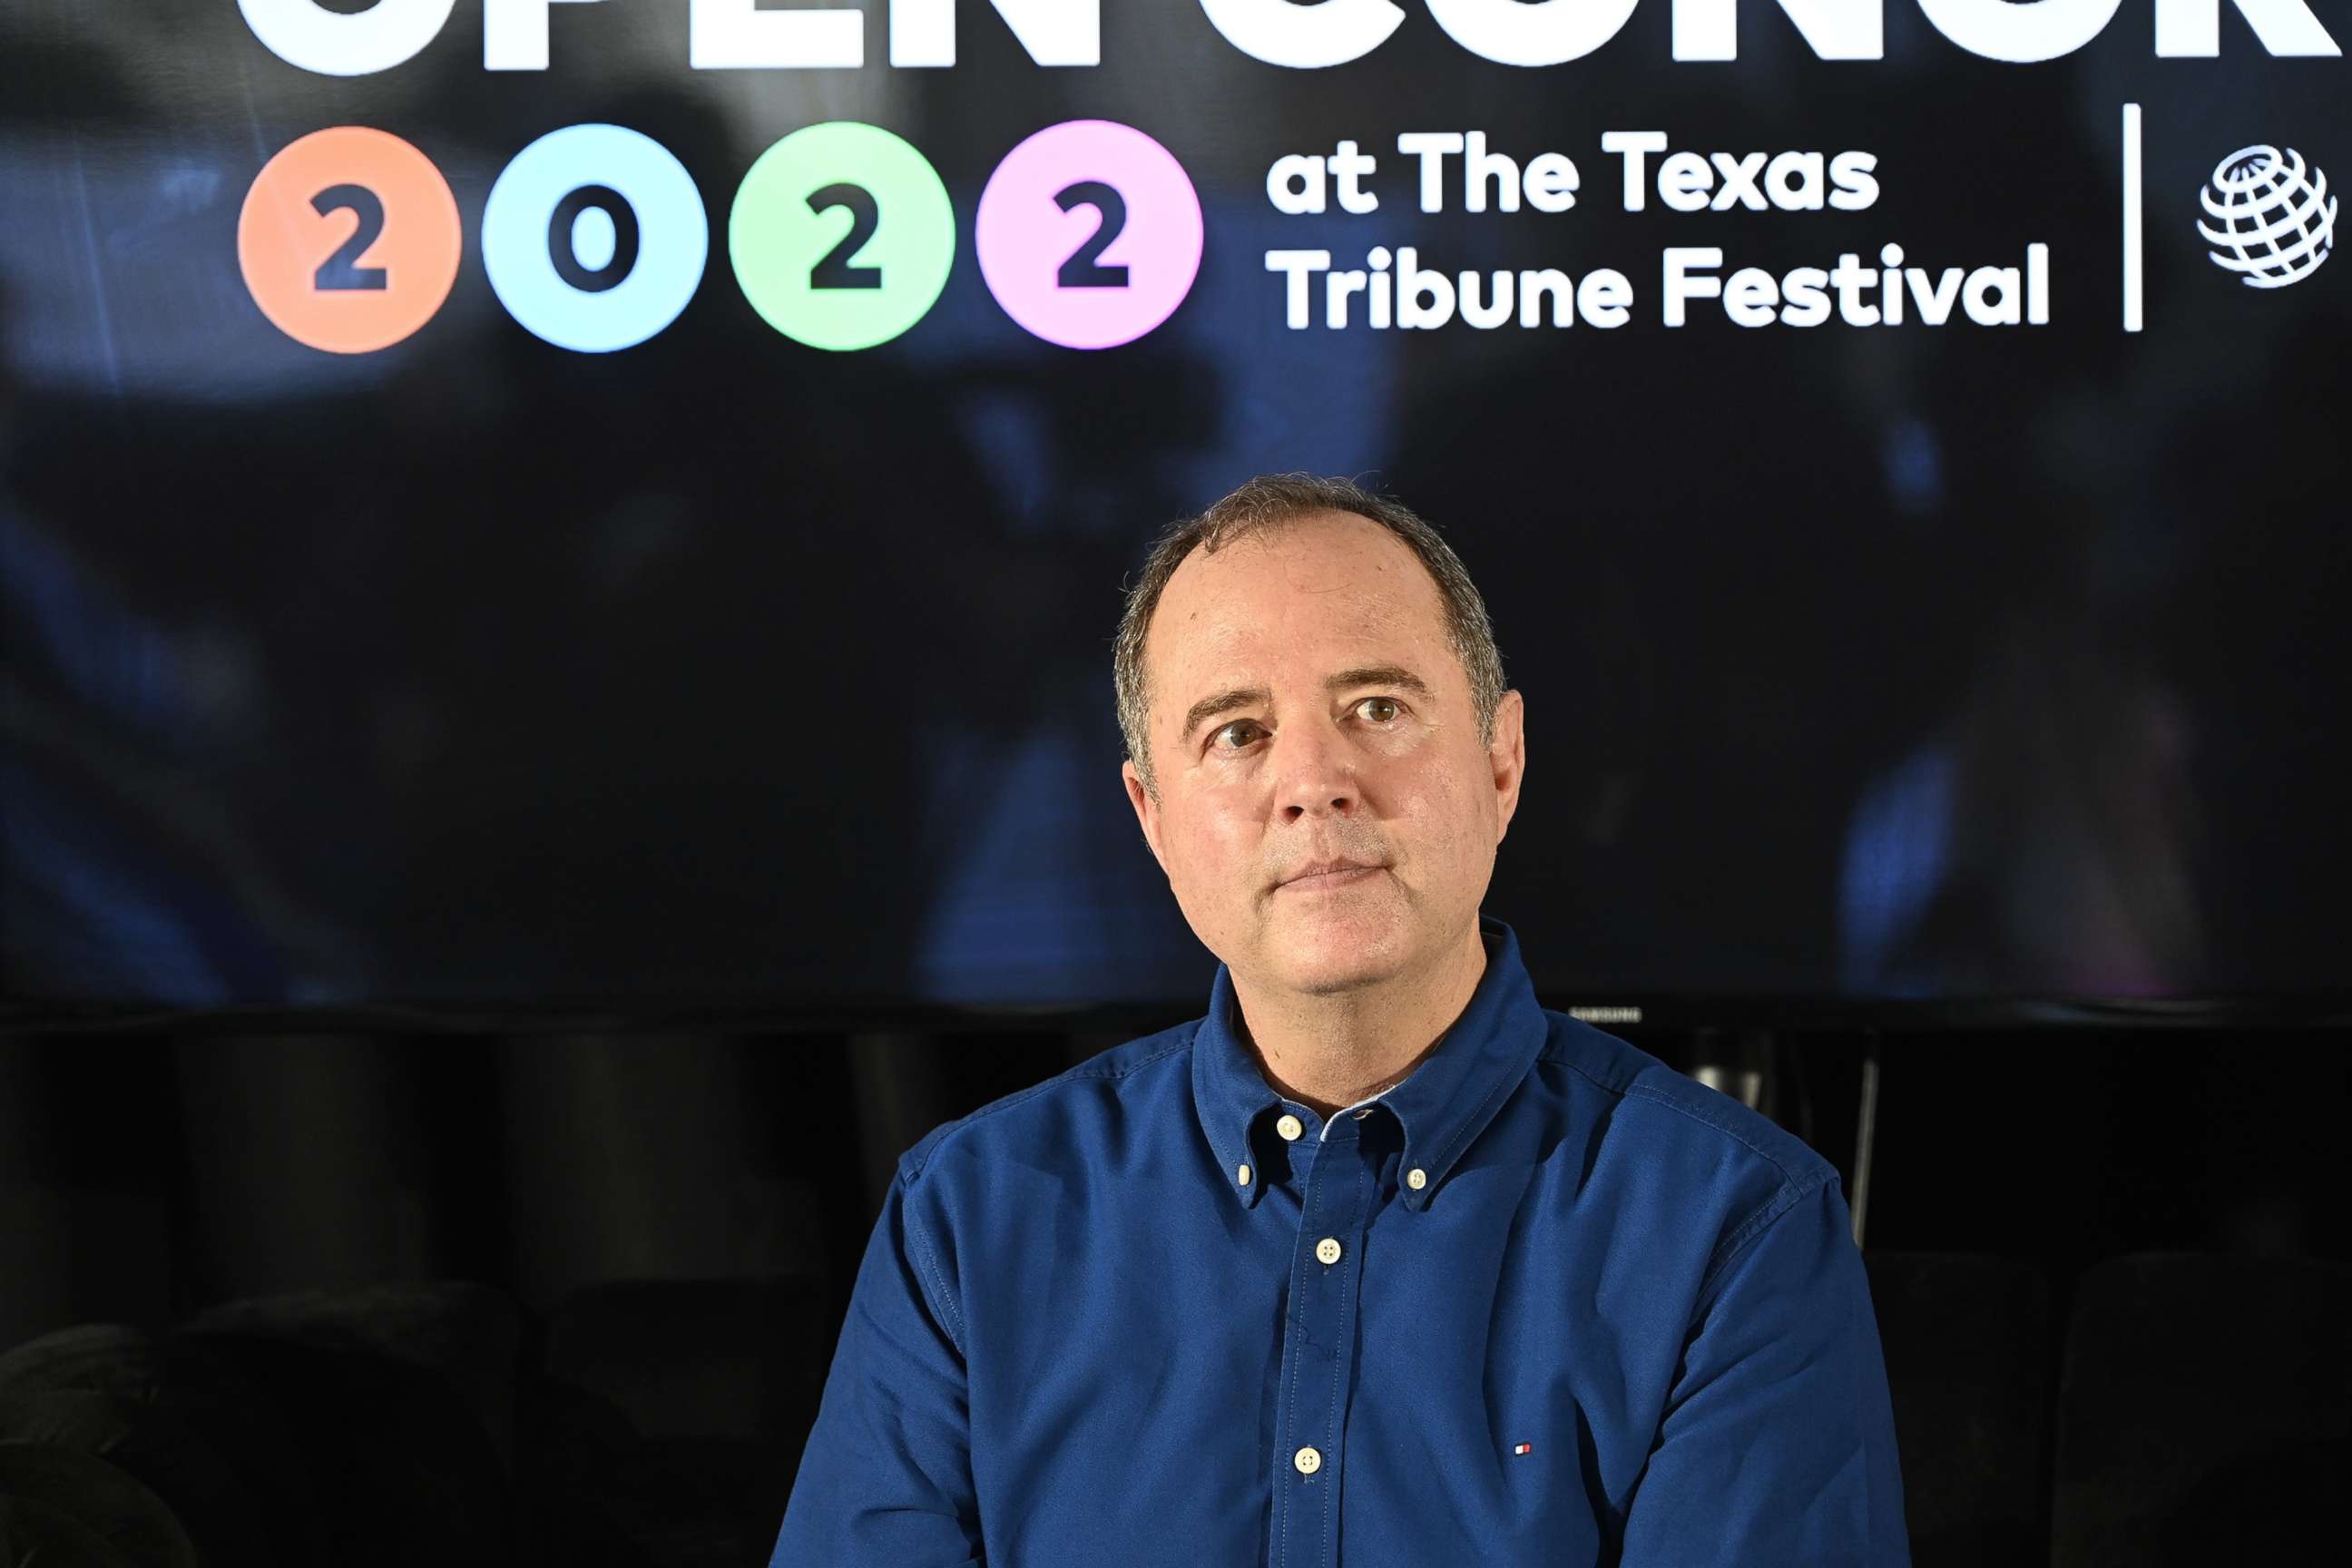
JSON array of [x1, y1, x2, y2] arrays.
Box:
[[1488, 689, 1527, 844], [1122, 759, 1169, 874]]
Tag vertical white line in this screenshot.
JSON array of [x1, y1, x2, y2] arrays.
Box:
[[2123, 103, 2144, 333]]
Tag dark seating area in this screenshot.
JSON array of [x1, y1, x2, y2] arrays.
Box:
[[2050, 1255, 2351, 1568], [0, 1277, 832, 1568], [1865, 1252, 2053, 1567], [7, 1253, 2343, 1564], [2, 1030, 2343, 1563]]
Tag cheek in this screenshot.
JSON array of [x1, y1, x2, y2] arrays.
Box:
[[1392, 758, 1496, 869], [1164, 799, 1259, 897]]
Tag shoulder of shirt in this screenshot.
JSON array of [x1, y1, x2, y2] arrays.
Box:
[[893, 1018, 1202, 1185], [1532, 1008, 1839, 1201]]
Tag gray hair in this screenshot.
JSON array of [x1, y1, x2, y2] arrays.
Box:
[[1114, 474, 1506, 797]]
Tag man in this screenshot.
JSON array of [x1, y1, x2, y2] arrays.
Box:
[[771, 474, 1908, 1565]]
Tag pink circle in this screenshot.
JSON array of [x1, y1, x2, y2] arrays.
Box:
[[976, 120, 1203, 350]]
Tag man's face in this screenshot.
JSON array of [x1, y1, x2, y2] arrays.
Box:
[[1122, 510, 1525, 997]]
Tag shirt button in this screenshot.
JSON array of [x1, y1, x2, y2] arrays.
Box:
[[1293, 1446, 1322, 1475], [1406, 1168, 1427, 1191], [1315, 1238, 1343, 1266], [1276, 1114, 1303, 1142], [1237, 1163, 1252, 1186]]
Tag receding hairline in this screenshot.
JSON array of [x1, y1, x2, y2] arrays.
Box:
[[1135, 510, 1469, 740], [1114, 473, 1508, 796]]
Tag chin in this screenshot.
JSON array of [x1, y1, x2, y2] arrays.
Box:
[[1266, 905, 1416, 995]]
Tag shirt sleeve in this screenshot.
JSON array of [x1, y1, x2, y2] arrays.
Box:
[[1618, 1177, 1910, 1568], [769, 1161, 985, 1568]]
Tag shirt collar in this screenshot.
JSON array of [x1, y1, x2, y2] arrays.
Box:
[[1191, 916, 1548, 1212]]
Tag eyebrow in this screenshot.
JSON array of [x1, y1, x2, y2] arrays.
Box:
[[1178, 664, 1436, 745]]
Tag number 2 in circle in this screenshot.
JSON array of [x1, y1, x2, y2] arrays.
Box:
[[1054, 181, 1127, 289], [976, 121, 1200, 348], [808, 183, 883, 290], [311, 183, 389, 292], [730, 122, 953, 351], [241, 126, 462, 353]]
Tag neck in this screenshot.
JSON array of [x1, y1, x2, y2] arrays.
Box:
[[1230, 922, 1491, 1119]]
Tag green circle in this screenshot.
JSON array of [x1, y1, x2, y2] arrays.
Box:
[[730, 122, 955, 352]]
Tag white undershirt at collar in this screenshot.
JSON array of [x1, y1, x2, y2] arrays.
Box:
[[1318, 1074, 1411, 1143]]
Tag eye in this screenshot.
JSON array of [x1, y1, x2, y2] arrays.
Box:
[[1210, 719, 1266, 751], [1354, 695, 1403, 724]]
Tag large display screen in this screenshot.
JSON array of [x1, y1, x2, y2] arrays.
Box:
[[3, 1, 2345, 1008]]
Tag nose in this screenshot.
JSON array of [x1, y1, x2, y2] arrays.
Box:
[[1271, 719, 1361, 822]]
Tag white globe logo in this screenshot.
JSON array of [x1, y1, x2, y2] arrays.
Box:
[[2198, 145, 2336, 290]]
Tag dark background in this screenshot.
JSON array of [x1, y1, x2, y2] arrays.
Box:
[[3, 2, 2346, 1009]]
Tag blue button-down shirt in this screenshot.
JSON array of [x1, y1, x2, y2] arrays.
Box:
[[772, 919, 1907, 1566]]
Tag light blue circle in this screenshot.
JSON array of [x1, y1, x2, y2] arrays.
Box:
[[482, 124, 709, 353]]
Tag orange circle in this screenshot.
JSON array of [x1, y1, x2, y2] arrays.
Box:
[[239, 127, 461, 354]]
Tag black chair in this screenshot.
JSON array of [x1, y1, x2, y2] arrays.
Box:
[[170, 1281, 527, 1568], [0, 1442, 197, 1568], [0, 1282, 528, 1568], [1862, 1251, 2053, 1567], [2051, 1253, 2352, 1567], [0, 1322, 297, 1568], [521, 1274, 833, 1568]]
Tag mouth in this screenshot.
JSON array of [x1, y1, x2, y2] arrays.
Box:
[[1274, 860, 1389, 894]]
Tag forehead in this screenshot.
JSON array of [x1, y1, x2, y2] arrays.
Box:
[[1147, 511, 1448, 674]]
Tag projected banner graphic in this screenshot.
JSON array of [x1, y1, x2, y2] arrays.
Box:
[[228, 0, 2334, 352]]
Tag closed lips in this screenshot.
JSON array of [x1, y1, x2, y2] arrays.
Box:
[[1277, 859, 1386, 889]]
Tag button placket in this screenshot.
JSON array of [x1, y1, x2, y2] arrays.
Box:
[[1269, 1119, 1373, 1568]]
